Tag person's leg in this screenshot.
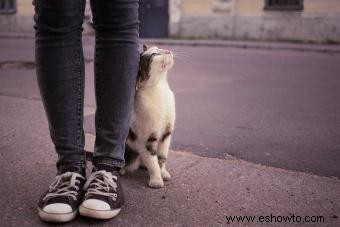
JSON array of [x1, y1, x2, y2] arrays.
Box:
[[91, 0, 140, 168], [33, 0, 86, 222], [79, 0, 139, 220], [34, 0, 86, 172]]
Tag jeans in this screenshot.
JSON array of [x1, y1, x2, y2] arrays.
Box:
[[33, 0, 139, 170]]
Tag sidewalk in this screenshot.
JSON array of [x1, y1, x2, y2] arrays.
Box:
[[0, 92, 339, 226], [1, 31, 340, 53]]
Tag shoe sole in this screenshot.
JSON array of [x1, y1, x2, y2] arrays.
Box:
[[38, 208, 77, 222], [79, 205, 121, 219]]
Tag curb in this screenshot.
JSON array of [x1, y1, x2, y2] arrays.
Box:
[[142, 38, 340, 53], [0, 32, 34, 39], [1, 32, 340, 53]]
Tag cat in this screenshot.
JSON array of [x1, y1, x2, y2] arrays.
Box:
[[120, 44, 176, 188]]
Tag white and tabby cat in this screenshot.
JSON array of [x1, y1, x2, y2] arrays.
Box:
[[120, 44, 175, 188]]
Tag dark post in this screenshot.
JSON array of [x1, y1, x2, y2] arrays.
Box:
[[139, 0, 169, 38]]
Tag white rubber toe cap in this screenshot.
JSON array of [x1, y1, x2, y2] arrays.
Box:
[[43, 203, 72, 214], [81, 199, 110, 211]]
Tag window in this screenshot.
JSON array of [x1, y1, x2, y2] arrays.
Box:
[[0, 0, 16, 14], [264, 0, 303, 11]]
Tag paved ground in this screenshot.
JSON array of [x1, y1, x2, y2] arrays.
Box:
[[0, 35, 339, 226]]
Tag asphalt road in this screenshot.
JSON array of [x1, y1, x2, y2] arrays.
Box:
[[0, 36, 339, 178]]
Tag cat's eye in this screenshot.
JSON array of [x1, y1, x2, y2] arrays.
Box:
[[151, 53, 161, 57]]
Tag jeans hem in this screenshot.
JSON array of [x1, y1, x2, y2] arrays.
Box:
[[57, 162, 86, 173], [92, 157, 125, 168]]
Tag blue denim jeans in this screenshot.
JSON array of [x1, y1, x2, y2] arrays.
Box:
[[33, 0, 139, 171]]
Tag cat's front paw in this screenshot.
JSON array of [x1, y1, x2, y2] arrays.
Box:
[[148, 178, 164, 188], [161, 169, 171, 181]]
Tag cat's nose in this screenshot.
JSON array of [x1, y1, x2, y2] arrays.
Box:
[[165, 50, 173, 57]]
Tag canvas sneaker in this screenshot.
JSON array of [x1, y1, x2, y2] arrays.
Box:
[[79, 165, 124, 219], [38, 170, 86, 222]]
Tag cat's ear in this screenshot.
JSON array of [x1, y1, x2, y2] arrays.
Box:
[[143, 44, 149, 52]]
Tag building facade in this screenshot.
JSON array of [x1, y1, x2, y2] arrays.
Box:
[[170, 0, 340, 42], [1, 0, 340, 43]]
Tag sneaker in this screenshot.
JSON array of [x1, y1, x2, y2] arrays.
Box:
[[79, 165, 124, 219], [38, 170, 86, 222]]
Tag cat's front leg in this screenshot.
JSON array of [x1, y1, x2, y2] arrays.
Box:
[[139, 137, 164, 188], [158, 156, 171, 181], [140, 151, 163, 188], [158, 126, 172, 181], [158, 144, 171, 181]]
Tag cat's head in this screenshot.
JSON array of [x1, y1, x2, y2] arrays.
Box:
[[137, 44, 174, 89]]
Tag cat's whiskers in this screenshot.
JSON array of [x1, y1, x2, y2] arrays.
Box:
[[171, 50, 189, 56], [171, 49, 192, 59], [173, 53, 190, 58], [170, 48, 189, 56], [172, 53, 195, 66]]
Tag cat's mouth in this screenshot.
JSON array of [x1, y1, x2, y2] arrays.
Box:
[[165, 56, 174, 69], [154, 51, 174, 69], [167, 52, 174, 58]]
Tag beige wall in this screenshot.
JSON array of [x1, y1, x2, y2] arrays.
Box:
[[234, 0, 340, 15], [16, 0, 340, 17], [304, 0, 340, 14], [17, 0, 33, 16], [181, 0, 215, 15], [8, 0, 340, 42], [181, 0, 340, 16], [233, 0, 263, 16], [177, 0, 340, 42], [16, 0, 92, 16]]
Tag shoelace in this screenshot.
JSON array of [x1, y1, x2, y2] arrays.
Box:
[[84, 170, 118, 200], [43, 172, 85, 201]]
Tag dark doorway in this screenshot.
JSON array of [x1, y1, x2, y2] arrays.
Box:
[[139, 0, 169, 38], [264, 0, 303, 11], [0, 0, 16, 14]]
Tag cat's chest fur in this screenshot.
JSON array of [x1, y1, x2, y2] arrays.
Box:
[[131, 78, 175, 139]]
